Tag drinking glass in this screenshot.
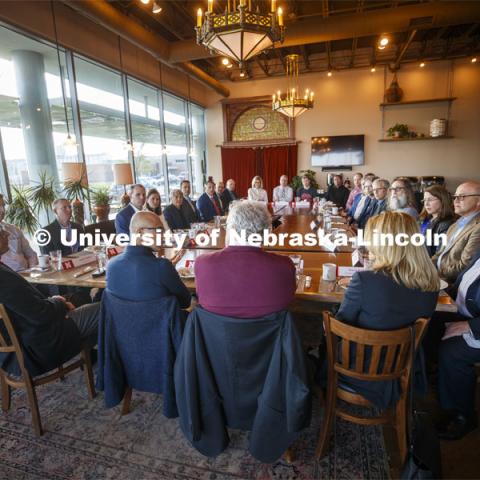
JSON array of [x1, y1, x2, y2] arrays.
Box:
[[49, 250, 62, 271]]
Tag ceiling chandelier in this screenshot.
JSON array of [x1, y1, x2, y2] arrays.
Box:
[[272, 54, 314, 118], [196, 0, 285, 69]]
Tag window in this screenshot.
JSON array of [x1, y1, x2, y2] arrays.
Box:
[[189, 103, 206, 196]]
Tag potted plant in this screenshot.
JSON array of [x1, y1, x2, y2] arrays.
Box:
[[5, 186, 39, 236], [63, 179, 90, 225], [387, 123, 410, 138], [290, 169, 319, 192], [90, 186, 111, 223], [28, 170, 58, 224]]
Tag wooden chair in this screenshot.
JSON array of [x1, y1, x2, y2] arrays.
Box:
[[0, 304, 96, 436], [316, 311, 429, 463]]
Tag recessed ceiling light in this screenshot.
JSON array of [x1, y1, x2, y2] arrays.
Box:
[[472, 57, 477, 63], [327, 70, 332, 77], [379, 36, 389, 47], [420, 61, 425, 68], [371, 67, 376, 73], [152, 2, 162, 13], [222, 58, 230, 66]]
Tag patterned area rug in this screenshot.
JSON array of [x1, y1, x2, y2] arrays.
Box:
[[0, 369, 389, 480]]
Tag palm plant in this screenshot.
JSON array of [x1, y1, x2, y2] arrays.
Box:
[[28, 171, 58, 224], [5, 186, 39, 236], [63, 180, 90, 225]]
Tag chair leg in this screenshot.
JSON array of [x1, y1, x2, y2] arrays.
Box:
[[80, 349, 96, 400], [315, 387, 337, 459], [121, 388, 132, 415], [1, 373, 11, 411], [24, 376, 42, 436], [394, 394, 408, 465]]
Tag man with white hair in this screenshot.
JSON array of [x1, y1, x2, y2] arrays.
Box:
[[273, 175, 293, 202], [433, 181, 480, 283], [195, 201, 296, 318], [107, 211, 190, 307]]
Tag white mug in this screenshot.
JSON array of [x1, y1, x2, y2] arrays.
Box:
[[322, 263, 337, 281], [38, 255, 50, 269], [332, 206, 339, 215]]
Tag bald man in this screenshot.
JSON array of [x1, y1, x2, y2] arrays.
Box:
[[107, 211, 191, 307], [273, 175, 293, 202], [433, 181, 480, 283]]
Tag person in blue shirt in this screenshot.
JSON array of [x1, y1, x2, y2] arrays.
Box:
[[107, 211, 191, 308], [114, 184, 146, 236]]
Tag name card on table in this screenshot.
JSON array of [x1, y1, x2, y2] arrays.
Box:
[[294, 201, 311, 208], [61, 252, 96, 270], [107, 246, 124, 258], [338, 266, 365, 277], [351, 249, 364, 267], [322, 235, 337, 252], [274, 201, 290, 207]]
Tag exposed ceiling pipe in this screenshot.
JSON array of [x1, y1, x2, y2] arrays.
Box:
[[393, 29, 418, 70], [62, 0, 229, 97], [169, 1, 480, 63]]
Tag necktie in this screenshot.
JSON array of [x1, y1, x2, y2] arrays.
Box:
[[211, 196, 221, 216]]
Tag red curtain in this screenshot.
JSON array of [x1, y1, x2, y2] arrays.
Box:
[[261, 145, 298, 200], [221, 147, 256, 198], [221, 145, 297, 200]]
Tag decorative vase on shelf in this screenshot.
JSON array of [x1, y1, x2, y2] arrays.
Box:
[[385, 74, 403, 103]]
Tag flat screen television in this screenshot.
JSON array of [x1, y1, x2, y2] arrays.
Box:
[[311, 134, 364, 168]]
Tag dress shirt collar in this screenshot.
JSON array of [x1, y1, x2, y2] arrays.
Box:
[[458, 211, 480, 228]]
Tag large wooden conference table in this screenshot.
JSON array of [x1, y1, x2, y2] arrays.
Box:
[[21, 208, 456, 313]]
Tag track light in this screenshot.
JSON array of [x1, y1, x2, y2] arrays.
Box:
[[152, 2, 162, 13], [239, 71, 245, 77], [327, 70, 332, 77], [419, 61, 425, 68], [377, 34, 389, 50], [371, 66, 376, 73], [472, 57, 477, 63]]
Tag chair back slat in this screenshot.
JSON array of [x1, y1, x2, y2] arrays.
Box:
[[0, 304, 28, 372], [323, 311, 429, 382], [354, 343, 365, 373]]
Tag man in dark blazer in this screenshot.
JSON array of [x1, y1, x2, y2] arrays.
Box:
[[107, 211, 191, 308], [163, 190, 190, 231], [197, 180, 222, 222], [357, 178, 389, 228], [40, 199, 84, 256], [435, 252, 480, 440], [220, 178, 238, 213], [114, 184, 146, 236], [0, 228, 99, 377], [180, 180, 199, 225]]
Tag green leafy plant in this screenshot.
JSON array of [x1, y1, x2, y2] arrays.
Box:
[[387, 123, 410, 138], [27, 171, 58, 223], [62, 179, 90, 202], [5, 186, 39, 236], [290, 169, 319, 192], [90, 186, 111, 206]]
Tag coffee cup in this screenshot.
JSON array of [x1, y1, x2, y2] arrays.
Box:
[[332, 206, 339, 215], [322, 263, 337, 281], [38, 255, 50, 269]]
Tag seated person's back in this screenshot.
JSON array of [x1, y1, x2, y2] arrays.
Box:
[[195, 201, 296, 318], [107, 211, 191, 308]]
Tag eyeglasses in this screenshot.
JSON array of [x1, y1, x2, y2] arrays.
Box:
[[422, 197, 440, 204], [452, 194, 480, 201], [373, 188, 386, 193], [389, 187, 406, 193]]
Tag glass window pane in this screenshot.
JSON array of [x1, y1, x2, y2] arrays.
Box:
[[163, 93, 188, 192], [128, 78, 166, 202], [74, 55, 128, 189]]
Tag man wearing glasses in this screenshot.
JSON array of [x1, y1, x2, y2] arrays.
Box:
[[388, 178, 419, 219], [357, 178, 390, 228], [433, 181, 480, 283]]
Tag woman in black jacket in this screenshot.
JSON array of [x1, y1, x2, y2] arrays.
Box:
[[419, 185, 456, 257]]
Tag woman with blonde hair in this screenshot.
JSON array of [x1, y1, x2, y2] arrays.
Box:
[[336, 211, 440, 408], [248, 175, 268, 202]]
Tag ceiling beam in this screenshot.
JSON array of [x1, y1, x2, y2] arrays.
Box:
[[349, 37, 358, 68], [168, 1, 480, 62], [301, 45, 310, 70], [255, 57, 270, 76], [393, 29, 417, 69]]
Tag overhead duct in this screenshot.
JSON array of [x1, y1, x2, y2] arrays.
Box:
[[169, 1, 480, 63], [63, 0, 229, 97]]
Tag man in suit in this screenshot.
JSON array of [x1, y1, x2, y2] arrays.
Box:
[[347, 178, 375, 226], [114, 184, 146, 236], [107, 211, 191, 308], [220, 178, 238, 213], [357, 178, 390, 228], [195, 201, 296, 318], [216, 181, 226, 214], [180, 180, 199, 225], [432, 253, 480, 440], [196, 180, 223, 222], [40, 198, 84, 256], [433, 181, 480, 283], [0, 227, 99, 377], [163, 190, 190, 231]]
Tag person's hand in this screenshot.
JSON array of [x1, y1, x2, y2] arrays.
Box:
[[64, 301, 76, 311], [442, 321, 470, 340], [171, 249, 186, 266]]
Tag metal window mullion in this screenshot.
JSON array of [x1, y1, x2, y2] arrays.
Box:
[[157, 87, 169, 198], [122, 74, 135, 182], [0, 129, 11, 201], [185, 100, 193, 185]]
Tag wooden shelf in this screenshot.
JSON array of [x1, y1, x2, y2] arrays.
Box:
[[378, 136, 454, 142], [379, 97, 457, 107]]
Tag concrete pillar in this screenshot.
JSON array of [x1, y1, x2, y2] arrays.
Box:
[[11, 50, 58, 184]]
